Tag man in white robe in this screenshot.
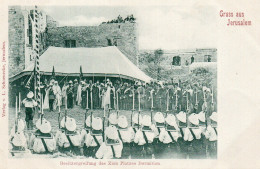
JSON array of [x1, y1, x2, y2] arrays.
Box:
[[102, 84, 111, 108], [53, 81, 62, 110], [76, 81, 82, 106]]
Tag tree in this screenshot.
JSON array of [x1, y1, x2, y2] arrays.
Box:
[[154, 49, 164, 80], [139, 49, 165, 80]]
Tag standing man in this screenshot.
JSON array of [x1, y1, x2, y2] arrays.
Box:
[[62, 82, 69, 107], [124, 85, 133, 110], [92, 81, 100, 109], [22, 91, 37, 130], [53, 81, 62, 111], [76, 81, 83, 106], [81, 81, 87, 109], [67, 81, 74, 109], [40, 82, 46, 101], [89, 80, 93, 109], [48, 82, 55, 112], [73, 79, 79, 106]]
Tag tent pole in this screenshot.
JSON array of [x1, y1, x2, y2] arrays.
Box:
[[34, 60, 36, 100]]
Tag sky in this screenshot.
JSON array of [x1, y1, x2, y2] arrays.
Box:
[[39, 6, 217, 50]]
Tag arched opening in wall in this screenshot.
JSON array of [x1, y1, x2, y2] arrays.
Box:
[[107, 39, 112, 46], [65, 40, 76, 48], [207, 55, 212, 62], [113, 39, 117, 46], [204, 55, 212, 62], [172, 56, 181, 66]]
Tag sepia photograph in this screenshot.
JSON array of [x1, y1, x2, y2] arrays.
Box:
[[8, 5, 217, 159]]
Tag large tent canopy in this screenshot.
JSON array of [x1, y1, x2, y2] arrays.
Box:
[[11, 46, 152, 82]]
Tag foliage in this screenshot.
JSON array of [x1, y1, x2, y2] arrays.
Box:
[[192, 67, 209, 75], [139, 49, 165, 80]]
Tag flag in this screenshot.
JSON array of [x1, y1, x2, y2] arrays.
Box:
[[51, 66, 55, 80], [79, 65, 83, 81], [65, 75, 68, 84]]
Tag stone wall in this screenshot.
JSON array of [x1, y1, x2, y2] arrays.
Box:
[[46, 23, 138, 64], [8, 6, 25, 77], [138, 48, 217, 80], [161, 48, 217, 69]]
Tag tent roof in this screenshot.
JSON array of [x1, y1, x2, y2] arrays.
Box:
[[12, 46, 151, 82]]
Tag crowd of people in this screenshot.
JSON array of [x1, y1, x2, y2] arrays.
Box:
[[39, 77, 217, 114], [9, 76, 217, 159], [102, 14, 136, 24]]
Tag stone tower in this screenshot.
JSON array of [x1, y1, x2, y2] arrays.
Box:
[[8, 6, 26, 78], [9, 7, 139, 78]]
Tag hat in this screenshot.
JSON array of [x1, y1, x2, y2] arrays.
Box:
[[85, 115, 92, 127], [154, 112, 165, 123], [36, 117, 46, 129], [118, 115, 128, 129], [12, 132, 26, 147], [40, 82, 44, 88], [165, 114, 178, 129], [60, 117, 66, 128], [197, 111, 206, 122], [39, 119, 52, 133], [74, 79, 78, 82], [27, 91, 34, 99], [210, 112, 217, 122], [16, 119, 25, 131], [92, 117, 103, 130], [50, 79, 55, 85], [65, 117, 77, 132], [69, 80, 73, 84], [202, 86, 208, 92], [142, 115, 152, 127], [108, 112, 118, 125], [105, 125, 118, 140], [206, 88, 211, 93], [132, 113, 142, 124], [188, 113, 199, 126], [176, 111, 186, 123]]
